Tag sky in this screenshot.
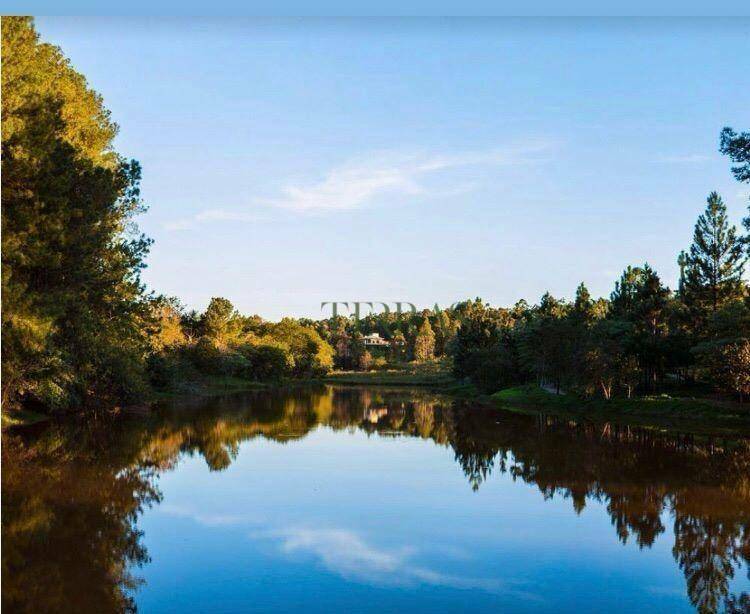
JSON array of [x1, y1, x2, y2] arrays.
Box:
[[35, 17, 750, 320]]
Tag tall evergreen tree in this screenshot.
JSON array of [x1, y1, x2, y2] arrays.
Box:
[[573, 282, 596, 323], [413, 318, 436, 362], [2, 17, 152, 410], [720, 127, 750, 255], [610, 266, 647, 319], [720, 127, 750, 184], [608, 265, 671, 389], [683, 192, 745, 316]]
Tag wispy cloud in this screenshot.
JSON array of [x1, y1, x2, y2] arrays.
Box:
[[153, 508, 542, 600], [164, 141, 553, 229], [656, 153, 711, 164], [255, 526, 542, 600], [266, 143, 551, 212]]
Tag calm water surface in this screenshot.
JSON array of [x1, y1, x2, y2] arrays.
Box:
[[3, 385, 750, 613]]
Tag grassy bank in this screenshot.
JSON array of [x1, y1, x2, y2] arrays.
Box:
[[490, 385, 750, 431], [324, 360, 456, 387]]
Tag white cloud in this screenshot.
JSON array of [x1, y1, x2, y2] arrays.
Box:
[[164, 141, 553, 229], [266, 142, 551, 213], [152, 508, 542, 601], [256, 526, 542, 600]]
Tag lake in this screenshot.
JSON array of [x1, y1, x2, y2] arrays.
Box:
[[3, 385, 750, 613]]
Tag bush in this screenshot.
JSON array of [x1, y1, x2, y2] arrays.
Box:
[[460, 346, 522, 393], [239, 342, 294, 381], [184, 337, 252, 377]]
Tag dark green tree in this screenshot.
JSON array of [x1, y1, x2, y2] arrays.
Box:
[[2, 17, 153, 411], [683, 192, 745, 318], [720, 126, 750, 256], [720, 127, 750, 183]]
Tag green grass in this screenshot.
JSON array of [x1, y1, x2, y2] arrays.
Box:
[[324, 360, 456, 387], [490, 384, 750, 431]]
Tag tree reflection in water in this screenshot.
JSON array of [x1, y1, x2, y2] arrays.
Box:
[[3, 385, 750, 613]]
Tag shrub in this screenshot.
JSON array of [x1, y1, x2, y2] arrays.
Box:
[[239, 342, 294, 381]]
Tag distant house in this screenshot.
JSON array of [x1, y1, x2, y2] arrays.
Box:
[[362, 332, 390, 347]]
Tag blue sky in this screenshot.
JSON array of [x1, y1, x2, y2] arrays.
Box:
[[36, 18, 750, 319]]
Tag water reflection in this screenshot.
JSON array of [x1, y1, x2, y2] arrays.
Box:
[[2, 420, 160, 613], [3, 385, 750, 613]]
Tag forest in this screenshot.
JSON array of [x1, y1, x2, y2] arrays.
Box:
[[2, 16, 750, 416]]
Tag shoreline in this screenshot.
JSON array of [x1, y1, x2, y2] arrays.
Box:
[[5, 371, 750, 436], [324, 371, 750, 435]]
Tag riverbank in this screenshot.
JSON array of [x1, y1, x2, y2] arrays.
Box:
[[324, 360, 456, 387], [321, 364, 750, 432], [490, 385, 750, 433], [7, 365, 749, 435]]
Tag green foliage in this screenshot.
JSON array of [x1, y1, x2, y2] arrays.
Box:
[[239, 342, 295, 381], [4, 21, 748, 414], [451, 299, 506, 378], [2, 17, 152, 412], [413, 317, 436, 362], [201, 297, 243, 345], [458, 344, 520, 393], [721, 126, 750, 265], [683, 192, 745, 318], [720, 127, 750, 184], [583, 320, 640, 399], [150, 297, 187, 351], [448, 251, 747, 401], [266, 318, 334, 376], [145, 300, 333, 392]]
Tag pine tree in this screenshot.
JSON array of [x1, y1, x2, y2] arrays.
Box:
[[720, 127, 750, 183], [684, 192, 745, 316], [413, 318, 436, 362], [720, 127, 750, 256], [610, 266, 647, 318], [608, 264, 670, 390], [573, 282, 596, 323], [2, 17, 152, 410]]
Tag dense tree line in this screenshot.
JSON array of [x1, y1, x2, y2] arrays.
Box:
[[3, 17, 749, 413], [312, 129, 750, 403], [449, 152, 750, 400], [309, 308, 457, 371]]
